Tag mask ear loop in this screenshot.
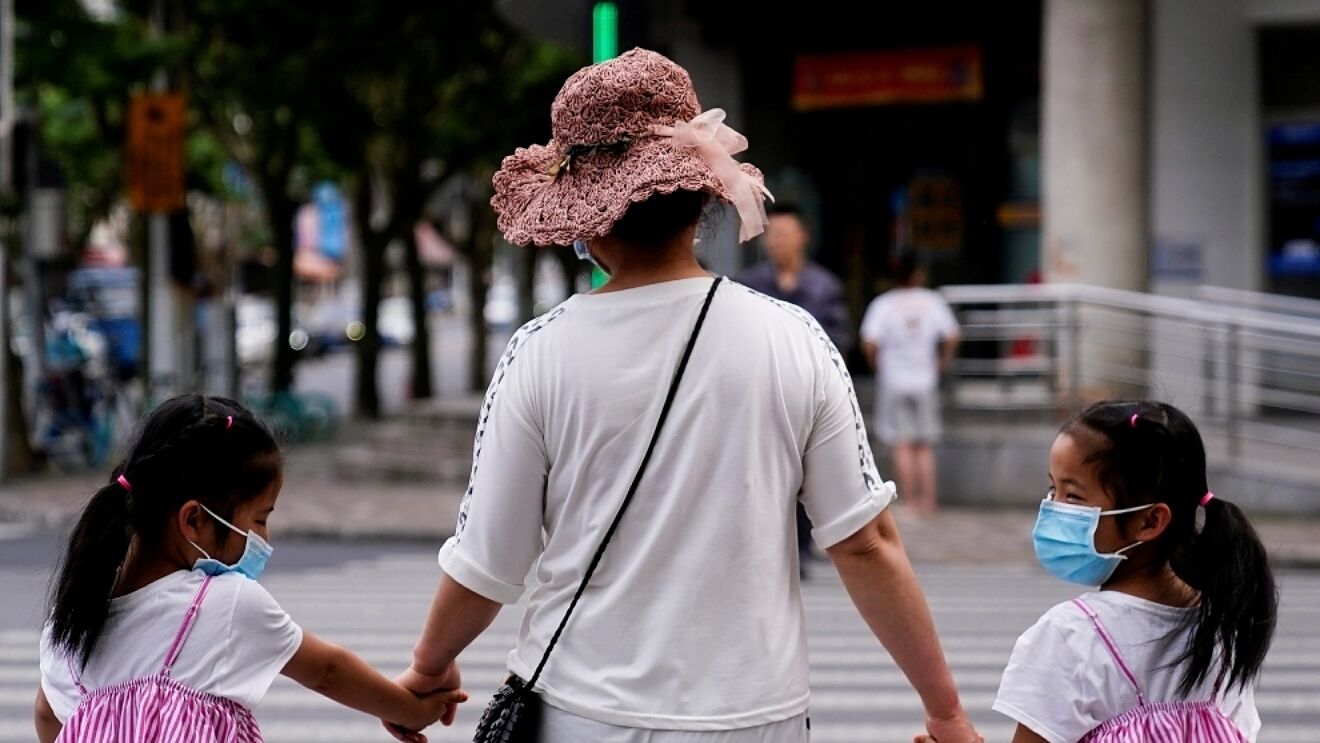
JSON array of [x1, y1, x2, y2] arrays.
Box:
[[187, 538, 212, 561]]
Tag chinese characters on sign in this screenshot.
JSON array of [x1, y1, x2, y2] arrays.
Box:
[[793, 46, 983, 111]]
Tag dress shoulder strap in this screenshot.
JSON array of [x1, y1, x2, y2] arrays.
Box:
[[65, 656, 89, 697], [1071, 597, 1147, 705], [161, 575, 215, 676]]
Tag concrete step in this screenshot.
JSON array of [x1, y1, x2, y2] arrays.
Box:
[[400, 396, 483, 430], [360, 421, 473, 455], [334, 443, 471, 485]]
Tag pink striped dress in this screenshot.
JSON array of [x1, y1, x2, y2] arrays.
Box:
[[1072, 598, 1249, 743], [56, 576, 263, 743]]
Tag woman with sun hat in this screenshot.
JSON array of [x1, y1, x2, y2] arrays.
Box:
[[392, 48, 982, 743]]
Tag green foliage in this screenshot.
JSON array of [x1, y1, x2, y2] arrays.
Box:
[[16, 0, 176, 239]]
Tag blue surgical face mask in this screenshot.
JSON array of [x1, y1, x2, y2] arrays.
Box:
[[188, 504, 273, 580], [573, 239, 608, 275], [1032, 497, 1152, 586]]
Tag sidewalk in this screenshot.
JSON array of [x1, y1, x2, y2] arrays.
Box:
[[3, 441, 1319, 567]]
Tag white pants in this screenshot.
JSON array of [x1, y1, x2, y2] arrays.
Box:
[[540, 705, 810, 743]]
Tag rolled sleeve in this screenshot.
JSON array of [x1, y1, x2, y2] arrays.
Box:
[[438, 538, 528, 604], [809, 480, 895, 548]]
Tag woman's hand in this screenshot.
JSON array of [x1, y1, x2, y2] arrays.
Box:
[[382, 661, 464, 742], [920, 713, 984, 743]]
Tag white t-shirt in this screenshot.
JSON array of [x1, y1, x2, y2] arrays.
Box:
[[40, 569, 303, 722], [439, 277, 892, 730], [993, 591, 1260, 743], [859, 287, 959, 393]]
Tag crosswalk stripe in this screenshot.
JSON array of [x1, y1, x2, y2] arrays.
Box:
[[1, 559, 1318, 743]]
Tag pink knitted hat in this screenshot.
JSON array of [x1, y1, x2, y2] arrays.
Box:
[[490, 48, 771, 247]]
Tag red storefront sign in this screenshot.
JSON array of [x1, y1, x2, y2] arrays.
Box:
[[792, 46, 983, 110]]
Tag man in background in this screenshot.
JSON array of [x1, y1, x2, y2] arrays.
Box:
[[738, 204, 851, 354]]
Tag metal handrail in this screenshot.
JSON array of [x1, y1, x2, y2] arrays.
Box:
[[942, 283, 1320, 339], [938, 283, 1320, 465], [1197, 285, 1320, 318]]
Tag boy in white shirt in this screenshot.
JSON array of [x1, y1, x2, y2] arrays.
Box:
[[859, 252, 960, 516]]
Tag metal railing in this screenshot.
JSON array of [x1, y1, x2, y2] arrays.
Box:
[[939, 283, 1320, 470]]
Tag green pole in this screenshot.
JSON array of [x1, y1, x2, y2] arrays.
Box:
[[592, 2, 618, 63], [591, 2, 618, 288]]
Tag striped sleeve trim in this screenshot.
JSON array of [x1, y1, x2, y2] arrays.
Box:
[[451, 304, 567, 544]]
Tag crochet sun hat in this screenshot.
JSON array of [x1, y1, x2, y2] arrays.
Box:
[[490, 48, 772, 247]]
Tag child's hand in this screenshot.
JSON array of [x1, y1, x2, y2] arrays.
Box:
[[382, 662, 465, 742], [922, 714, 985, 743], [397, 661, 463, 724], [382, 687, 468, 743]]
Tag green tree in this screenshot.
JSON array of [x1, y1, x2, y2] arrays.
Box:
[[185, 0, 348, 394], [315, 4, 580, 408]]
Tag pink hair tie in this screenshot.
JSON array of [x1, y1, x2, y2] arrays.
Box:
[[116, 474, 132, 493], [225, 415, 234, 430], [1129, 413, 1139, 428], [1200, 491, 1215, 508]]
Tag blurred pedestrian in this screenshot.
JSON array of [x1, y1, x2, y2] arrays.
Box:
[[988, 400, 1274, 742], [394, 49, 982, 743], [738, 203, 851, 354], [34, 395, 463, 743], [859, 252, 960, 516], [738, 203, 850, 574]]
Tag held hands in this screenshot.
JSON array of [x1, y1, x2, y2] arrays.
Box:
[[913, 712, 984, 743], [382, 661, 466, 743]]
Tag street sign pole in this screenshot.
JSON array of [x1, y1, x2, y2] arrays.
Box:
[[590, 2, 618, 289], [141, 0, 180, 400]]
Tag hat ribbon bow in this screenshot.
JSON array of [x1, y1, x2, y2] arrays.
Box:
[[652, 108, 773, 242]]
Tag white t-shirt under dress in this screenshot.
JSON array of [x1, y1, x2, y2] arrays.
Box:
[[993, 590, 1260, 743], [439, 278, 893, 739], [40, 569, 304, 722]]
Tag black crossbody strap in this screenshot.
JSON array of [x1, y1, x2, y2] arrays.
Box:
[[526, 276, 723, 687]]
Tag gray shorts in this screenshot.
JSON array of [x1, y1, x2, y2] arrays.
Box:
[[876, 389, 942, 445]]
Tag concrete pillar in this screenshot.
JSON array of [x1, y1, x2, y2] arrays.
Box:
[[1148, 0, 1258, 421], [1150, 0, 1257, 294], [1042, 0, 1147, 290], [1043, 0, 1147, 401]]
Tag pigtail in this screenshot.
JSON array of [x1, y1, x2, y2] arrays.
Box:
[[1172, 496, 1278, 694], [48, 479, 134, 666]]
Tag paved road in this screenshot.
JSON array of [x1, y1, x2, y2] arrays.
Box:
[[292, 314, 513, 418], [1, 533, 1318, 741]]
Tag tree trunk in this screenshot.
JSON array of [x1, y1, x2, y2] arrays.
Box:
[[265, 184, 298, 394], [467, 199, 495, 394], [2, 238, 38, 474], [402, 217, 433, 400], [2, 340, 37, 474], [353, 180, 385, 419]]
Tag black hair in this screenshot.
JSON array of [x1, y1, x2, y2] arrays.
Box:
[[609, 189, 709, 248], [891, 251, 922, 286], [49, 394, 281, 666], [1062, 400, 1277, 695], [767, 202, 808, 228]]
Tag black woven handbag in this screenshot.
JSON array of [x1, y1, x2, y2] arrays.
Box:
[[472, 277, 723, 743]]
